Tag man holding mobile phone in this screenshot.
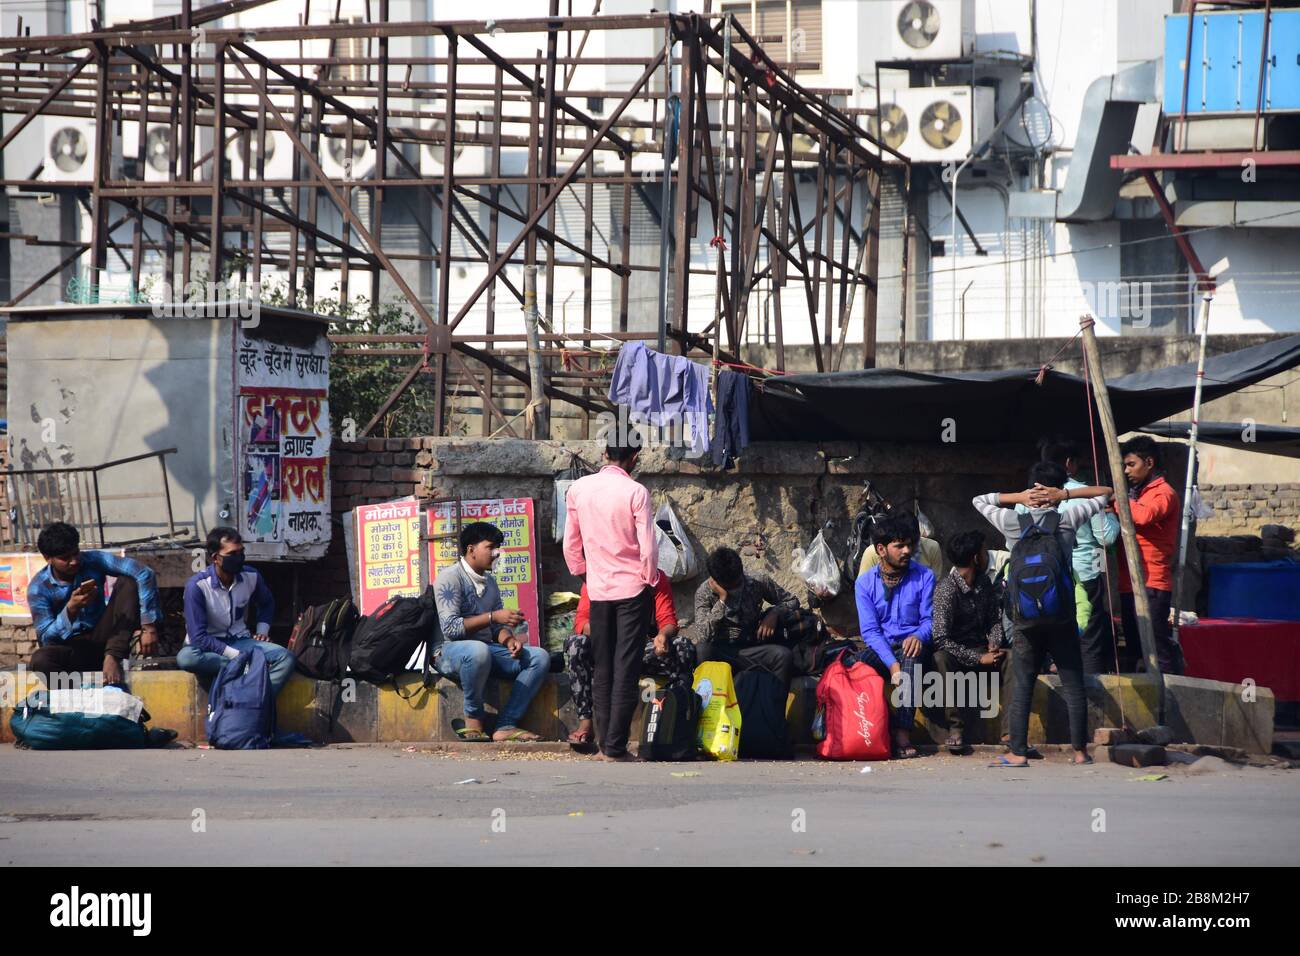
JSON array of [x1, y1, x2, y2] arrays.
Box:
[[27, 521, 161, 687]]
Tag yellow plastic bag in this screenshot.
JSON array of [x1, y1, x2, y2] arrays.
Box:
[[693, 661, 742, 761]]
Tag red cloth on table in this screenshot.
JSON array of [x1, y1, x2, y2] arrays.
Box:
[[573, 573, 676, 637], [1180, 617, 1300, 701]]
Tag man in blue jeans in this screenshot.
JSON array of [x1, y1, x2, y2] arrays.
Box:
[[433, 521, 549, 742], [854, 514, 935, 759], [177, 527, 295, 694]]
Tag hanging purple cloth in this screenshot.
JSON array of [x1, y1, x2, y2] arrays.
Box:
[[607, 342, 713, 457]]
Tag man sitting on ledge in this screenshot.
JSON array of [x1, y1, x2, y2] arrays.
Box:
[[177, 527, 295, 695], [931, 529, 1009, 754], [691, 546, 801, 688], [433, 521, 549, 742], [854, 514, 935, 759], [28, 521, 162, 687]]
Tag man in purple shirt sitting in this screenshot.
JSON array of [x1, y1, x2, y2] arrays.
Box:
[[854, 514, 935, 759]]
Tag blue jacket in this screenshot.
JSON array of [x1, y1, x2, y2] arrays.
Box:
[[854, 562, 935, 669], [183, 565, 275, 658], [28, 550, 160, 646]]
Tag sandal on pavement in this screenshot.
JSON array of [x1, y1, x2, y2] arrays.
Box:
[[494, 728, 541, 742], [452, 719, 491, 742], [988, 755, 1030, 769]]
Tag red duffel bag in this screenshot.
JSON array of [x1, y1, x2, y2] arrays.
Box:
[[814, 649, 890, 761]]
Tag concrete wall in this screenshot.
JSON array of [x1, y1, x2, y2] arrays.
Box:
[[312, 435, 1032, 617], [5, 313, 235, 543], [741, 331, 1300, 529]]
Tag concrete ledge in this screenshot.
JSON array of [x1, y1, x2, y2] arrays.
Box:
[[0, 669, 1277, 753]]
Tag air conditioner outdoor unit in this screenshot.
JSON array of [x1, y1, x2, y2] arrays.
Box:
[[418, 111, 487, 178], [43, 118, 100, 182], [869, 86, 995, 164], [121, 122, 178, 182], [318, 121, 375, 181], [226, 129, 294, 183], [121, 122, 217, 182], [889, 0, 975, 61]]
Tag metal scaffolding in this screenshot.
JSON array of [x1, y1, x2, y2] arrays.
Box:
[[0, 3, 906, 437]]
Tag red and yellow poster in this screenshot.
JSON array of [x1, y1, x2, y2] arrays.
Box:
[[0, 553, 45, 621], [354, 497, 422, 615], [0, 550, 124, 621], [427, 498, 540, 647], [237, 331, 331, 554]]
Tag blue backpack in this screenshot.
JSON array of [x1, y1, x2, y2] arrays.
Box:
[[1006, 511, 1073, 629], [207, 646, 275, 749]]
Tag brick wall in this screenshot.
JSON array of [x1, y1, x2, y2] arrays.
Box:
[[0, 622, 36, 669], [1197, 483, 1300, 537]]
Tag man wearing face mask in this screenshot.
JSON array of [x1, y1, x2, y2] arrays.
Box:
[[177, 526, 295, 694], [432, 521, 549, 742]]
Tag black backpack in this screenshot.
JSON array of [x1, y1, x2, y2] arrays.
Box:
[[348, 587, 441, 691], [841, 486, 891, 590], [735, 669, 793, 759], [1006, 512, 1073, 629], [289, 597, 359, 681], [639, 683, 701, 761]]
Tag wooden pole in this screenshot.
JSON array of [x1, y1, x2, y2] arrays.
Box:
[[523, 265, 550, 439], [1079, 315, 1164, 717]]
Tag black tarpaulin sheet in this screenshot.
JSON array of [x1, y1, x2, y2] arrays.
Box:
[[1141, 421, 1300, 459], [750, 334, 1300, 444]]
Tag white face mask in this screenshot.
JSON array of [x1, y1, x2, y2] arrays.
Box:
[[488, 548, 501, 566]]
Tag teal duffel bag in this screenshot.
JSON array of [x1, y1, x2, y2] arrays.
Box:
[[10, 687, 176, 750]]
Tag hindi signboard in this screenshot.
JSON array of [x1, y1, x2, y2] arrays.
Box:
[[427, 498, 540, 647], [354, 497, 422, 615], [236, 330, 331, 557]]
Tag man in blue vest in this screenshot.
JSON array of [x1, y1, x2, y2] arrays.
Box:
[[177, 526, 294, 694]]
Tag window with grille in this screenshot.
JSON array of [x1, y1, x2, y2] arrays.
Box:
[[724, 0, 822, 69]]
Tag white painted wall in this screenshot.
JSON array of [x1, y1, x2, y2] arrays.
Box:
[[7, 0, 1295, 344]]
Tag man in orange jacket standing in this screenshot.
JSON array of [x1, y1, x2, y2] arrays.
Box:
[[1116, 436, 1185, 674]]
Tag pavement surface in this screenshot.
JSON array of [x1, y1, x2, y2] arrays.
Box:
[[1, 745, 1297, 866]]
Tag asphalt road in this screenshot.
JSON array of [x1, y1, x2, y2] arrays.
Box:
[[1, 746, 1297, 866]]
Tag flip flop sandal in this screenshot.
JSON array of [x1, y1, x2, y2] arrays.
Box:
[[495, 729, 541, 742], [451, 720, 491, 742], [988, 756, 1030, 768], [893, 746, 920, 760], [567, 729, 596, 751], [945, 734, 966, 754], [1075, 755, 1095, 765]]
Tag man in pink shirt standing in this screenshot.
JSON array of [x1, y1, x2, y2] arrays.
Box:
[[563, 441, 658, 761]]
